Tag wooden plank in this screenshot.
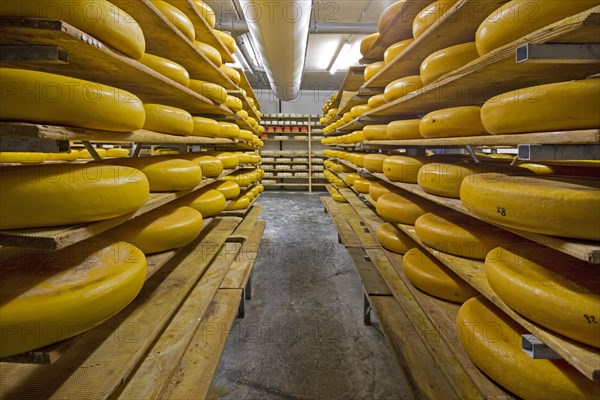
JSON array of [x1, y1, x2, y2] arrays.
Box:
[[227, 205, 263, 241], [113, 242, 242, 400], [336, 203, 379, 249], [347, 247, 392, 296], [338, 188, 385, 234], [321, 196, 363, 248], [0, 18, 230, 116], [221, 221, 266, 289], [162, 288, 243, 400], [396, 223, 600, 382], [0, 217, 242, 400]]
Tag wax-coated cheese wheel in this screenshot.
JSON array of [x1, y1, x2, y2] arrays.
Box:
[[350, 105, 370, 119], [420, 106, 487, 138], [457, 297, 600, 399], [364, 61, 384, 81], [191, 116, 221, 137], [404, 247, 477, 302], [378, 1, 408, 33], [140, 53, 190, 87], [0, 164, 149, 229], [238, 110, 249, 119], [152, 0, 195, 41], [237, 130, 254, 141], [215, 30, 236, 53], [225, 95, 243, 111], [461, 174, 600, 240], [143, 104, 194, 136], [353, 177, 374, 194], [367, 94, 387, 110], [377, 223, 417, 254], [360, 32, 380, 56], [363, 125, 388, 140], [194, 41, 222, 66], [415, 209, 523, 260], [106, 148, 130, 158], [369, 182, 394, 200], [383, 75, 423, 102], [179, 154, 223, 177], [345, 173, 359, 186], [107, 206, 203, 254], [45, 149, 79, 162], [386, 119, 422, 140], [376, 192, 439, 225], [220, 65, 241, 84], [78, 148, 107, 159], [235, 153, 261, 164], [226, 197, 250, 211], [0, 240, 146, 357], [217, 122, 241, 139], [420, 42, 479, 85], [476, 1, 599, 56], [192, 0, 216, 27], [364, 154, 388, 173], [0, 152, 47, 164], [0, 69, 146, 132], [383, 155, 428, 183], [413, 0, 458, 38], [330, 187, 348, 203], [189, 80, 228, 104], [211, 180, 240, 199], [481, 79, 600, 135], [384, 38, 415, 65], [154, 149, 180, 156], [206, 152, 239, 169]]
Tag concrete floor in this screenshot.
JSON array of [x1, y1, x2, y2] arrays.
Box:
[[211, 192, 412, 400]]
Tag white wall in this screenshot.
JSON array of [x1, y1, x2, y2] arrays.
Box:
[[255, 89, 335, 115]]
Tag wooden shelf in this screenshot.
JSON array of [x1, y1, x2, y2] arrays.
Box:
[[0, 18, 232, 116], [235, 67, 260, 111]]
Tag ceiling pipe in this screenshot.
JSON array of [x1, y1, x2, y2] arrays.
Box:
[[217, 20, 377, 36]]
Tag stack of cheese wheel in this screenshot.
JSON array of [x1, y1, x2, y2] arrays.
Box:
[[376, 223, 417, 254], [191, 116, 221, 137], [360, 33, 380, 57], [364, 62, 384, 81], [383, 155, 429, 183], [176, 187, 227, 217], [376, 191, 439, 225], [0, 164, 149, 229], [384, 75, 423, 103], [0, 239, 147, 357], [211, 180, 241, 200], [369, 181, 397, 201], [386, 119, 422, 140], [225, 183, 260, 211], [140, 53, 190, 86], [384, 39, 414, 65], [143, 104, 194, 136], [222, 168, 262, 187], [353, 177, 376, 194], [403, 247, 478, 302], [189, 80, 228, 104], [457, 297, 600, 399], [363, 125, 388, 141]]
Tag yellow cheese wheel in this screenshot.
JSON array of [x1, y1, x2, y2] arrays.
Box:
[[45, 149, 79, 162], [461, 174, 600, 240], [191, 116, 221, 137], [364, 154, 388, 173], [413, 0, 458, 38], [481, 79, 600, 135], [486, 244, 600, 348], [476, 1, 599, 56], [420, 42, 479, 85], [376, 223, 417, 254], [189, 80, 228, 104], [255, 184, 264, 193], [225, 95, 243, 112], [106, 148, 130, 158], [403, 247, 478, 302], [0, 68, 145, 132], [194, 41, 222, 66], [0, 152, 47, 164], [351, 153, 367, 168], [206, 152, 239, 169], [386, 119, 422, 140], [363, 125, 388, 140], [78, 148, 107, 159], [0, 164, 149, 229], [353, 177, 374, 194], [226, 197, 250, 211], [345, 173, 359, 186], [192, 0, 216, 27], [237, 129, 254, 141], [369, 182, 394, 200], [364, 61, 385, 82], [237, 110, 249, 119], [330, 187, 348, 203], [220, 65, 241, 84], [153, 148, 179, 156], [215, 30, 236, 53], [0, 240, 146, 357], [223, 170, 259, 187], [418, 162, 496, 198], [383, 155, 428, 183], [376, 192, 439, 225], [367, 94, 387, 110], [457, 297, 600, 399], [235, 153, 261, 164], [140, 53, 190, 87], [384, 38, 415, 65], [152, 0, 195, 41], [383, 75, 423, 102], [217, 122, 241, 139], [178, 154, 223, 177], [350, 105, 370, 119], [420, 106, 487, 138], [415, 209, 523, 260], [379, 1, 408, 33], [211, 180, 240, 200], [360, 32, 380, 56], [106, 206, 203, 254], [143, 104, 194, 136], [0, 0, 145, 59]]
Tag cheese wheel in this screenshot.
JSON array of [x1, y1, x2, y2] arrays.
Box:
[[352, 153, 367, 168], [420, 42, 479, 85], [191, 116, 221, 137], [360, 32, 380, 56], [0, 68, 145, 132], [211, 180, 240, 199], [140, 53, 190, 87], [376, 192, 439, 225], [225, 95, 243, 111], [106, 148, 130, 157], [345, 173, 359, 186], [0, 164, 149, 229], [255, 184, 264, 193], [106, 156, 202, 192], [217, 122, 241, 139], [0, 240, 146, 357], [235, 153, 261, 164], [384, 38, 414, 65], [189, 80, 228, 104], [192, 0, 216, 27], [364, 61, 384, 82], [207, 152, 240, 169], [476, 1, 599, 56], [45, 149, 79, 162], [215, 30, 236, 53], [350, 105, 370, 119], [369, 182, 393, 200], [143, 104, 193, 136], [403, 247, 478, 302], [0, 0, 145, 59], [461, 174, 600, 240], [367, 94, 387, 110], [238, 130, 255, 141], [383, 75, 423, 102], [153, 148, 179, 156], [194, 41, 222, 66], [330, 187, 348, 203], [415, 209, 523, 260], [413, 0, 458, 38], [220, 65, 241, 84], [107, 206, 203, 254], [364, 154, 388, 173], [78, 148, 107, 159], [386, 119, 423, 140], [152, 0, 195, 41], [223, 170, 259, 187], [486, 244, 600, 348], [176, 188, 226, 217], [353, 177, 374, 194], [481, 79, 600, 135], [237, 110, 249, 119], [383, 155, 428, 183], [363, 125, 388, 140], [226, 197, 250, 211], [379, 1, 408, 33], [420, 106, 487, 138], [377, 223, 417, 254], [0, 152, 47, 164], [457, 297, 600, 399], [179, 154, 223, 177]]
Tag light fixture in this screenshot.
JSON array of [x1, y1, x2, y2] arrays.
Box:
[[329, 42, 352, 75]]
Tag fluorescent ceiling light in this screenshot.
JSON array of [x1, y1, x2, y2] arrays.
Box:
[[329, 42, 352, 75], [337, 42, 362, 71]]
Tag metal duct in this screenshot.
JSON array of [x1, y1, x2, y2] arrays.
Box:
[[217, 21, 378, 35], [238, 0, 312, 101]]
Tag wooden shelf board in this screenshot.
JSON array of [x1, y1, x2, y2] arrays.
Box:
[[0, 18, 232, 116], [235, 67, 260, 110], [221, 221, 265, 289]]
